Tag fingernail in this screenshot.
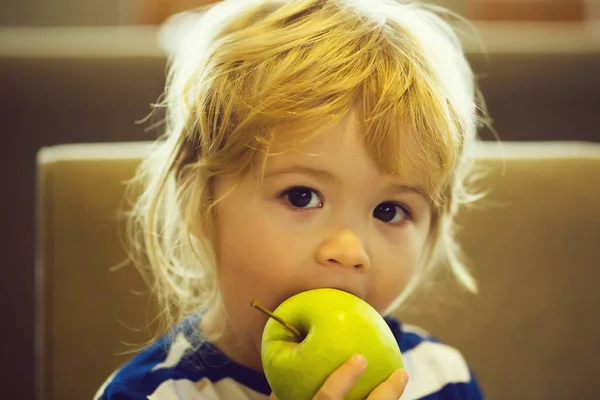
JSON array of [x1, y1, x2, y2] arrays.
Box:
[[398, 370, 409, 385], [350, 354, 367, 368]]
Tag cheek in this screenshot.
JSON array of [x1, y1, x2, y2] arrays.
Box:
[[214, 197, 303, 304], [368, 225, 430, 313], [368, 263, 413, 314], [218, 210, 292, 271]]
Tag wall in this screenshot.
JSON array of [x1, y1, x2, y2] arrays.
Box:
[[0, 1, 470, 26]]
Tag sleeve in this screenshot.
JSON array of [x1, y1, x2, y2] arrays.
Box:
[[399, 337, 486, 400], [415, 367, 484, 400], [463, 370, 485, 399], [439, 369, 484, 399]]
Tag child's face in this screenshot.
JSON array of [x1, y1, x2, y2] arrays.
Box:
[[207, 108, 432, 367]]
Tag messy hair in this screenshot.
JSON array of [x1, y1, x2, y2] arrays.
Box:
[[126, 0, 488, 338]]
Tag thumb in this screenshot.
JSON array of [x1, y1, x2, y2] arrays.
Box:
[[269, 391, 279, 400]]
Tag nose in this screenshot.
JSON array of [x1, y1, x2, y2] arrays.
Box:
[[316, 229, 370, 270]]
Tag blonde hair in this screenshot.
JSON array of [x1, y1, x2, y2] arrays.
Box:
[[127, 0, 488, 338]]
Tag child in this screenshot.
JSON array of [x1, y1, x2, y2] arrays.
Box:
[[96, 0, 488, 398]]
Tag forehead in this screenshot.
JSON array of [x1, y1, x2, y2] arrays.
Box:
[[256, 109, 428, 191], [264, 109, 371, 170]]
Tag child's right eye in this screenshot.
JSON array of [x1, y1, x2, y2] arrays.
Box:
[[279, 186, 323, 210]]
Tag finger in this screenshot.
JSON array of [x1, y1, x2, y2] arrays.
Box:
[[313, 354, 368, 400], [366, 369, 409, 400], [269, 391, 279, 400]]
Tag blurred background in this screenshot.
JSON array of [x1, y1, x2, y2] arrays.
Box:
[[1, 0, 598, 398]]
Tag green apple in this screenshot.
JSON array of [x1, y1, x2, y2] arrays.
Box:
[[252, 288, 403, 400]]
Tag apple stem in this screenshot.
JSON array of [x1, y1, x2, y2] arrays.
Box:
[[251, 300, 302, 339]]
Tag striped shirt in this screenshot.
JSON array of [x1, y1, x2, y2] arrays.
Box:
[[95, 316, 483, 399]]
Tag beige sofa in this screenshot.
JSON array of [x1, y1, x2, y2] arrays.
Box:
[[36, 140, 600, 400]]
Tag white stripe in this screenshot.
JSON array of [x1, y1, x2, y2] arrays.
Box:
[[148, 379, 208, 400], [152, 333, 192, 371], [401, 341, 471, 400], [213, 378, 269, 400], [149, 378, 268, 400]]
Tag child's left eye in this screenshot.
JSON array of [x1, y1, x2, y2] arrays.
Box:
[[373, 202, 412, 224]]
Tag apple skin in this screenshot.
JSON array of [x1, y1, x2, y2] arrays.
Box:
[[260, 288, 404, 400]]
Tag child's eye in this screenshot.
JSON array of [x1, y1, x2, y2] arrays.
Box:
[[373, 202, 412, 224], [279, 186, 323, 210]]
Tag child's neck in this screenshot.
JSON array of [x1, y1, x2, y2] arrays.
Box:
[[199, 307, 264, 372]]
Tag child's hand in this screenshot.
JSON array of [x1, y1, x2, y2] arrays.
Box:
[[269, 354, 408, 400]]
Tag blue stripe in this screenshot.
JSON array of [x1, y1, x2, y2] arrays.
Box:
[[417, 373, 484, 400], [384, 316, 440, 353]]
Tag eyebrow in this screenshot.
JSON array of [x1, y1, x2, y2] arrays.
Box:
[[263, 165, 426, 196]]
